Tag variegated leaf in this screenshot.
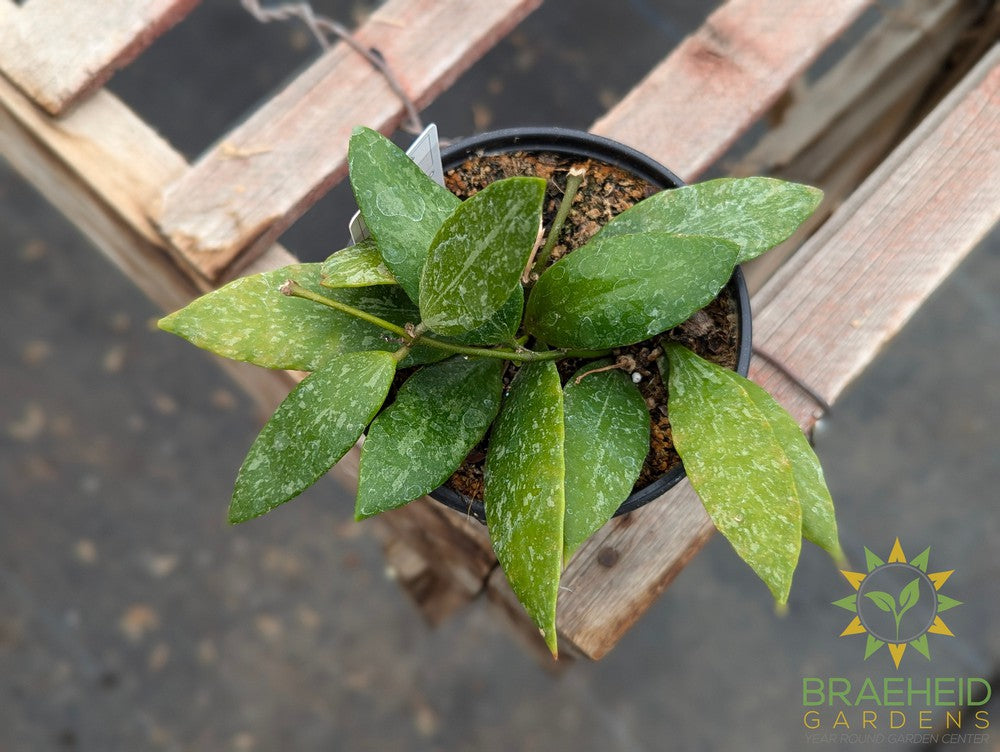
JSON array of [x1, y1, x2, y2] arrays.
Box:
[[356, 357, 504, 519], [665, 344, 802, 603], [158, 263, 439, 369], [229, 350, 396, 523], [484, 361, 564, 656], [420, 177, 545, 336], [563, 363, 650, 561], [320, 239, 397, 288], [597, 177, 822, 263], [525, 233, 739, 349], [348, 126, 460, 302]]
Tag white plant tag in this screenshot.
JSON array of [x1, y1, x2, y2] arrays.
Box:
[[349, 123, 444, 244]]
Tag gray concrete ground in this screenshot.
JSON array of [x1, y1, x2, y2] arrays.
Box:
[[2, 2, 998, 750]]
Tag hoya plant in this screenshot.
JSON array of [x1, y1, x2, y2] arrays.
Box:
[[160, 126, 843, 656]]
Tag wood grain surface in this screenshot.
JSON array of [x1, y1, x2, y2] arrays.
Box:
[[3, 0, 995, 662], [155, 0, 541, 282], [0, 70, 297, 415], [736, 0, 984, 292], [591, 0, 873, 182], [0, 0, 200, 114], [548, 44, 1000, 659]]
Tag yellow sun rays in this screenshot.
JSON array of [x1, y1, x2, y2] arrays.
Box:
[[834, 538, 959, 669]]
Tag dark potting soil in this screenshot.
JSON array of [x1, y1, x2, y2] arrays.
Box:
[[437, 151, 740, 502]]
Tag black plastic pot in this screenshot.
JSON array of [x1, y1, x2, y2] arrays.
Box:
[[428, 127, 752, 522]]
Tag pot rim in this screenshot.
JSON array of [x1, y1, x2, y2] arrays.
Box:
[[427, 126, 752, 522]]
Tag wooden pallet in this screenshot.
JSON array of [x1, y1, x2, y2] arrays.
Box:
[[1, 0, 997, 662]]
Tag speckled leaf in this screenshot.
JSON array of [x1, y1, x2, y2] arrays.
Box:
[[229, 350, 396, 523], [450, 287, 524, 346], [525, 232, 739, 349], [741, 374, 843, 562], [596, 177, 823, 263], [665, 344, 802, 603], [484, 361, 564, 656], [349, 287, 446, 368], [563, 363, 650, 561], [420, 177, 546, 336], [664, 341, 841, 561], [320, 239, 397, 288], [348, 126, 460, 302], [166, 265, 443, 370], [356, 357, 504, 519], [158, 263, 435, 370]]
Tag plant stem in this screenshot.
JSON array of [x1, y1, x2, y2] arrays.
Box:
[[390, 345, 412, 363], [413, 338, 609, 362], [280, 280, 408, 337], [573, 357, 630, 385], [281, 280, 610, 363], [530, 164, 587, 280]]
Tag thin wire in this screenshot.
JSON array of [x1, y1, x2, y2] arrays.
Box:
[[240, 0, 424, 134], [752, 345, 833, 416]]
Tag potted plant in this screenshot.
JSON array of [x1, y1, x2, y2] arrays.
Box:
[[427, 127, 754, 522], [159, 126, 843, 657]]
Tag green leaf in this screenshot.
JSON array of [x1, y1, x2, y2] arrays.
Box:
[[159, 263, 435, 370], [525, 233, 739, 349], [667, 340, 842, 566], [356, 357, 504, 519], [320, 239, 397, 288], [484, 361, 564, 656], [420, 176, 546, 336], [348, 126, 460, 302], [596, 177, 823, 264], [864, 591, 897, 614], [741, 374, 843, 562], [897, 577, 921, 617], [665, 343, 802, 603], [350, 287, 448, 368], [229, 350, 396, 523], [448, 287, 524, 346], [562, 363, 649, 561]]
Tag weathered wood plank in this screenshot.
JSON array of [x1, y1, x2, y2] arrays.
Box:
[[0, 0, 200, 114], [750, 44, 1000, 425], [591, 0, 873, 182], [0, 70, 295, 415], [736, 0, 983, 292], [4, 0, 994, 664], [549, 44, 1000, 659], [734, 0, 977, 180], [0, 74, 190, 310], [373, 499, 496, 626], [0, 69, 496, 622], [486, 567, 578, 668], [155, 0, 542, 282]]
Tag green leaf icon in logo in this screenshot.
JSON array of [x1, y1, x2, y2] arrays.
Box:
[[895, 577, 921, 640], [836, 539, 960, 668], [864, 590, 897, 613], [864, 578, 921, 642], [864, 590, 901, 641], [898, 577, 920, 613]]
